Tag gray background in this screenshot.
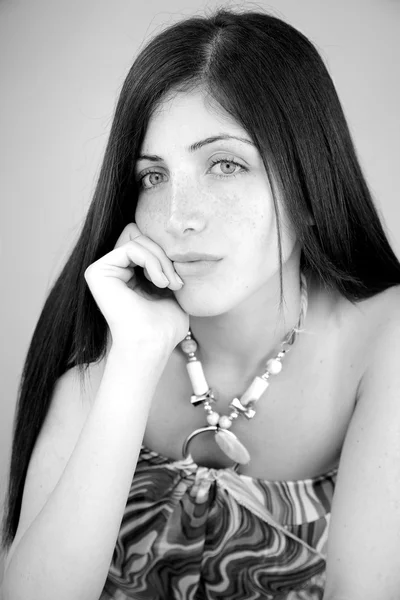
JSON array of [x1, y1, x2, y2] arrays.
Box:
[[1, 0, 399, 586]]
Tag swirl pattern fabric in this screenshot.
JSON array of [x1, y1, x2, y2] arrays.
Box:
[[100, 445, 337, 600]]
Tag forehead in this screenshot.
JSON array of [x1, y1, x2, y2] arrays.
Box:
[[141, 90, 249, 148]]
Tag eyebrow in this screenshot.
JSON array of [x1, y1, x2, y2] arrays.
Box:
[[136, 134, 255, 163]]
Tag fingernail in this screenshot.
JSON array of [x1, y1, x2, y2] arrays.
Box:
[[176, 275, 184, 285]]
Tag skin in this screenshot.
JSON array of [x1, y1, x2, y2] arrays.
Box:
[[133, 88, 400, 597], [134, 89, 313, 377]]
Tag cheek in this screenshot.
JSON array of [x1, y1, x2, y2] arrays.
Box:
[[213, 188, 265, 227], [134, 198, 160, 232], [229, 192, 297, 261], [224, 202, 298, 279], [222, 195, 277, 253]]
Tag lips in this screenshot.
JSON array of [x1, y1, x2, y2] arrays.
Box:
[[168, 252, 221, 262], [173, 258, 222, 277]]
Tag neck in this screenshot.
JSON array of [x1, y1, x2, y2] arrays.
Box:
[[188, 253, 311, 380]]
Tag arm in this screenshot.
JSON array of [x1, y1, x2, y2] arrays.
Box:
[[323, 288, 400, 600], [2, 340, 173, 600]]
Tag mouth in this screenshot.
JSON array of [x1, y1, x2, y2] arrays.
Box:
[[174, 258, 222, 277]]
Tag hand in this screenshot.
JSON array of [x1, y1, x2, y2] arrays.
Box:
[[84, 223, 189, 350]]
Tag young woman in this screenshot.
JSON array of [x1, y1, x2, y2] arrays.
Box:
[[2, 7, 400, 600]]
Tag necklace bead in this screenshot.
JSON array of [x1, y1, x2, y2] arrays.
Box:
[[218, 415, 233, 429], [206, 411, 220, 426], [266, 358, 283, 374], [180, 271, 309, 467], [186, 360, 209, 395], [181, 338, 198, 354], [239, 376, 269, 407]]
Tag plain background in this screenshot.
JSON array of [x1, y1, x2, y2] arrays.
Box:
[[0, 0, 399, 585]]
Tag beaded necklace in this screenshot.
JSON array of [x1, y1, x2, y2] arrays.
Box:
[[179, 272, 308, 471]]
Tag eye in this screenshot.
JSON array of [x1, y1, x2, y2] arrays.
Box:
[[137, 171, 166, 190], [136, 156, 248, 190], [209, 157, 248, 178]]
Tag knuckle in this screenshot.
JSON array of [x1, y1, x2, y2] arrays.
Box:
[[84, 262, 98, 278], [126, 224, 143, 243], [127, 222, 141, 235], [127, 237, 143, 246], [114, 223, 141, 248], [134, 236, 166, 261]]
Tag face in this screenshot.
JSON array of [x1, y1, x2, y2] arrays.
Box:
[[134, 89, 298, 317]]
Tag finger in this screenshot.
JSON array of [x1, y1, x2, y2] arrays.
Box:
[[133, 235, 183, 287], [123, 243, 171, 288], [114, 223, 143, 250], [88, 243, 170, 289], [111, 225, 183, 289], [143, 266, 151, 282]]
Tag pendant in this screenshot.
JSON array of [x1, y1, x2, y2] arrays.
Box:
[[182, 425, 251, 467], [215, 429, 251, 465]]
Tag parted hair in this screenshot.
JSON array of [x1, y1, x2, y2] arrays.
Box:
[[2, 6, 400, 551]]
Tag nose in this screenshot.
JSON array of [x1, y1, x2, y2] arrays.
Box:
[[164, 184, 207, 236]]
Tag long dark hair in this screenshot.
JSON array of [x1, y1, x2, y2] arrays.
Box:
[[2, 7, 400, 552]]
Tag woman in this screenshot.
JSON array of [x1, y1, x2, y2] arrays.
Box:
[[2, 7, 400, 600]]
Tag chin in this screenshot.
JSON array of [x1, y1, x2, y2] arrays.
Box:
[[174, 287, 232, 317]]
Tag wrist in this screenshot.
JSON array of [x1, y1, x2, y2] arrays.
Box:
[[109, 333, 176, 359]]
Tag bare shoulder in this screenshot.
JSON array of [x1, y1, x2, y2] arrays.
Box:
[[324, 285, 400, 597], [357, 283, 400, 386], [370, 283, 400, 322], [309, 273, 400, 352], [336, 282, 400, 342], [352, 282, 400, 320], [339, 283, 400, 401], [309, 278, 400, 400]]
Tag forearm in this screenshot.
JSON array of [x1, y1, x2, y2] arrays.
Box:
[[3, 342, 172, 600]]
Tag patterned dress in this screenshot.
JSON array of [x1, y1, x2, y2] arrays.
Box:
[[100, 444, 337, 600]]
